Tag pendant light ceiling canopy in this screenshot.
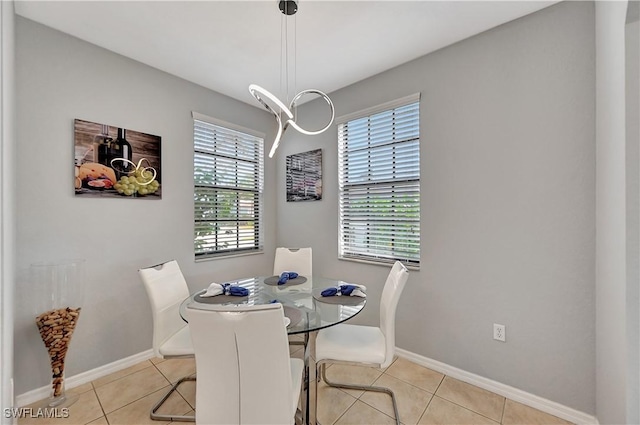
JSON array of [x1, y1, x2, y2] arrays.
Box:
[[278, 0, 298, 15], [249, 0, 335, 158]]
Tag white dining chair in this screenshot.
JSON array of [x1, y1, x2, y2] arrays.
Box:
[[273, 247, 313, 277], [314, 261, 409, 425], [139, 260, 195, 422], [186, 302, 304, 425]]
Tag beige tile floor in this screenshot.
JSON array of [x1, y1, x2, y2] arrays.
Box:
[[18, 340, 574, 425]]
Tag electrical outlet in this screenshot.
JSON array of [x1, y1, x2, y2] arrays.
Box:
[[493, 323, 506, 342]]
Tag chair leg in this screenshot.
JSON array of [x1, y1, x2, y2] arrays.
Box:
[[317, 362, 400, 425], [150, 374, 196, 422]]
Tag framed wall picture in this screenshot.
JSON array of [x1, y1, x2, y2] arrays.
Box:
[[74, 119, 162, 199], [286, 148, 322, 202]]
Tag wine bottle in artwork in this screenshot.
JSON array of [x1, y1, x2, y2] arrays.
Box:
[[112, 128, 133, 179]]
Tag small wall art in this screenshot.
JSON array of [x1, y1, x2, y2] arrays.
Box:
[[286, 148, 322, 202], [74, 119, 162, 199]]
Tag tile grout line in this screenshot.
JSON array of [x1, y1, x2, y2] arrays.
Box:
[[433, 373, 446, 394], [89, 360, 156, 399], [500, 396, 507, 424], [152, 360, 196, 414], [434, 392, 503, 424], [415, 392, 435, 425], [94, 360, 173, 420], [369, 369, 437, 423], [382, 369, 443, 396], [433, 375, 505, 424], [352, 394, 400, 424], [341, 366, 403, 424], [327, 356, 440, 424], [88, 382, 109, 425], [330, 396, 356, 425]]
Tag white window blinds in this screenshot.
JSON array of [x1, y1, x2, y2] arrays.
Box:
[[338, 96, 420, 266], [193, 114, 264, 259]]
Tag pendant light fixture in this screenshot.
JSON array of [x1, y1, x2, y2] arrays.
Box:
[[249, 0, 335, 158]]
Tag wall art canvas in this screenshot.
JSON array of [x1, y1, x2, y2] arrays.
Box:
[[74, 119, 162, 199], [286, 148, 322, 202]]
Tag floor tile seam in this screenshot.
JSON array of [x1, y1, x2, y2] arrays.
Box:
[[83, 414, 107, 425], [330, 396, 360, 425], [432, 373, 446, 393], [73, 405, 104, 425], [342, 390, 393, 423], [382, 368, 446, 396], [356, 392, 425, 425], [413, 391, 436, 425], [91, 362, 154, 390], [379, 370, 439, 395], [94, 367, 170, 413], [433, 374, 507, 422], [89, 387, 110, 424], [430, 394, 502, 424], [331, 384, 358, 400], [99, 382, 174, 416], [325, 367, 383, 389], [437, 374, 508, 403], [150, 362, 175, 386], [351, 397, 399, 423], [175, 386, 196, 412], [318, 384, 358, 425], [415, 391, 436, 424], [499, 396, 507, 424]]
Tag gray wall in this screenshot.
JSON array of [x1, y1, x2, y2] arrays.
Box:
[[277, 1, 596, 414], [13, 17, 276, 395]]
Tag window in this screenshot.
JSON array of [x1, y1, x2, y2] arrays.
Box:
[[338, 94, 420, 266], [193, 112, 264, 259]]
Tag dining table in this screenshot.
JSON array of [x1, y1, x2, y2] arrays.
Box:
[[179, 274, 367, 425]]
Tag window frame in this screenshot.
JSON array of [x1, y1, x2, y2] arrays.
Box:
[[192, 112, 265, 261], [336, 93, 421, 268]]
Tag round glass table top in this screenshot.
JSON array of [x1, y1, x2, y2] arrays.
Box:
[[180, 275, 366, 335]]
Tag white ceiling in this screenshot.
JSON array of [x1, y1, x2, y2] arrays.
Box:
[[14, 1, 558, 108]]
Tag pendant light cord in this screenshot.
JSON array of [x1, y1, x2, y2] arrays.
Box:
[[293, 12, 297, 121]]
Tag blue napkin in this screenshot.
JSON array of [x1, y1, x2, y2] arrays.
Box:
[[277, 271, 299, 285], [321, 284, 367, 298], [223, 283, 249, 296], [201, 282, 249, 297]]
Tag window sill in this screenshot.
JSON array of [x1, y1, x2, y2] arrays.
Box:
[[338, 256, 420, 271], [195, 250, 264, 262]]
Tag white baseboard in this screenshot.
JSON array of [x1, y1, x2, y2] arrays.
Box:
[[15, 349, 155, 408], [395, 348, 599, 425]]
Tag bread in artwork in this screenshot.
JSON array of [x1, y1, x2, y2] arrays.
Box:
[[78, 162, 117, 184]]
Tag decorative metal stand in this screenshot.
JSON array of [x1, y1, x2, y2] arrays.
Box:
[[31, 259, 85, 408]]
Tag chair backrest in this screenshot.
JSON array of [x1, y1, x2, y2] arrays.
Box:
[[139, 260, 190, 357], [379, 261, 409, 368], [186, 303, 294, 425], [273, 247, 313, 277]]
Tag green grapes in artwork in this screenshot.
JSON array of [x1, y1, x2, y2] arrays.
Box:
[[114, 169, 160, 197]]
